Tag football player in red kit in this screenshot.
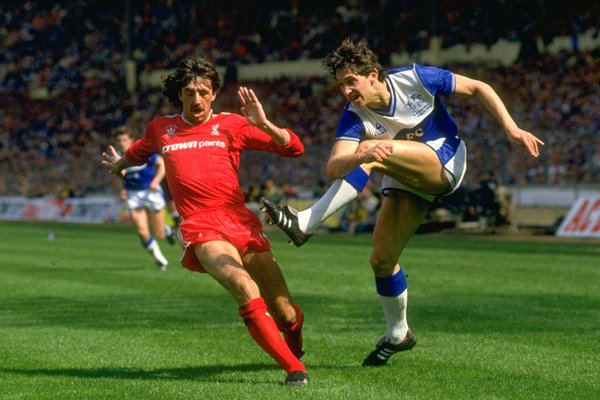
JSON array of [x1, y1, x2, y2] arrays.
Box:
[[102, 56, 307, 386]]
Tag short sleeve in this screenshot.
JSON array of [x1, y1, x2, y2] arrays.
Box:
[[335, 108, 364, 142], [126, 120, 158, 165], [414, 65, 455, 96]]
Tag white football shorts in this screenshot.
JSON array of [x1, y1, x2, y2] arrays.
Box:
[[126, 189, 166, 212], [381, 139, 467, 202]]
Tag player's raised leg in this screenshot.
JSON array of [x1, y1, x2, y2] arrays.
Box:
[[362, 139, 450, 194], [362, 191, 428, 366], [261, 139, 447, 246], [261, 166, 368, 246]]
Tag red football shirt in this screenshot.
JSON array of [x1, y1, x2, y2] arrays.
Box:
[[126, 112, 304, 219]]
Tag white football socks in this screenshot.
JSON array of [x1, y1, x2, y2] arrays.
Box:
[[146, 238, 168, 267], [378, 289, 409, 344], [297, 179, 359, 233]]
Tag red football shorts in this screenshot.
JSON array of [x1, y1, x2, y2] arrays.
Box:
[[179, 205, 271, 273]]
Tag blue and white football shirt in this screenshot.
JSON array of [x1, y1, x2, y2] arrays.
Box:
[[123, 153, 160, 191], [335, 64, 461, 166]]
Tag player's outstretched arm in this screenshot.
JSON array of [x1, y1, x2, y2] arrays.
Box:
[[454, 74, 544, 157], [237, 86, 290, 146]]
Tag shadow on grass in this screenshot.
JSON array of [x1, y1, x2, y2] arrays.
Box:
[[0, 363, 279, 384]]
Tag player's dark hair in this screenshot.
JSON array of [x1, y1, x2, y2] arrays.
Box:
[[323, 38, 386, 82], [113, 125, 132, 138], [163, 56, 221, 108]]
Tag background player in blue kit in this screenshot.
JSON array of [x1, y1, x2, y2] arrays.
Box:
[[261, 38, 544, 366], [113, 126, 175, 270]]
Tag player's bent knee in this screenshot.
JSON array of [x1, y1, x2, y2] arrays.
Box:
[[369, 254, 397, 275]]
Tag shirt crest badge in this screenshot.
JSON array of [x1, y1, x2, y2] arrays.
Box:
[[374, 122, 387, 136], [406, 93, 430, 117], [165, 125, 177, 137]]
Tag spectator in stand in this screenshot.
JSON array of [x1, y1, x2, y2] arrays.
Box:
[[0, 1, 598, 197], [259, 178, 283, 205]]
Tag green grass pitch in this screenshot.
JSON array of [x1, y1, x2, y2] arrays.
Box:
[[0, 220, 598, 399]]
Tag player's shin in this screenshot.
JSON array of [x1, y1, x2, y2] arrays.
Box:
[[300, 166, 369, 233], [376, 268, 409, 344], [239, 297, 305, 373], [275, 304, 304, 359]]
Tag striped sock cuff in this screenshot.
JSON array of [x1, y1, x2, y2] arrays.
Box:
[[375, 269, 407, 297], [142, 236, 155, 249], [344, 167, 369, 192]]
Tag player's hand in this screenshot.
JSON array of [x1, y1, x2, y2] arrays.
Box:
[[101, 145, 124, 175], [237, 86, 267, 126], [506, 127, 544, 158], [359, 142, 394, 163]]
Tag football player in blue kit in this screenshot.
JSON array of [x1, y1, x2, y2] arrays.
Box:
[[261, 38, 544, 366], [113, 126, 175, 270]]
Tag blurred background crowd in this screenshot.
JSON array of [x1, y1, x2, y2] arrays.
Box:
[[0, 0, 598, 214]]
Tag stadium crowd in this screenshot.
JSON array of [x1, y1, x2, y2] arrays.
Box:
[[0, 0, 598, 199]]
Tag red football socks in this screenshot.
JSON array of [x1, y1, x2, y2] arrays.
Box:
[[276, 304, 304, 359], [239, 297, 305, 373]]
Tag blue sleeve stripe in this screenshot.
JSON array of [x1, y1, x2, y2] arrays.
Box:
[[375, 269, 407, 296], [344, 166, 369, 192]]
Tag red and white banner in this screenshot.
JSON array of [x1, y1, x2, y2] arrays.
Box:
[[21, 198, 64, 221], [556, 195, 600, 237], [0, 196, 124, 223], [57, 197, 121, 223], [0, 197, 63, 220]]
